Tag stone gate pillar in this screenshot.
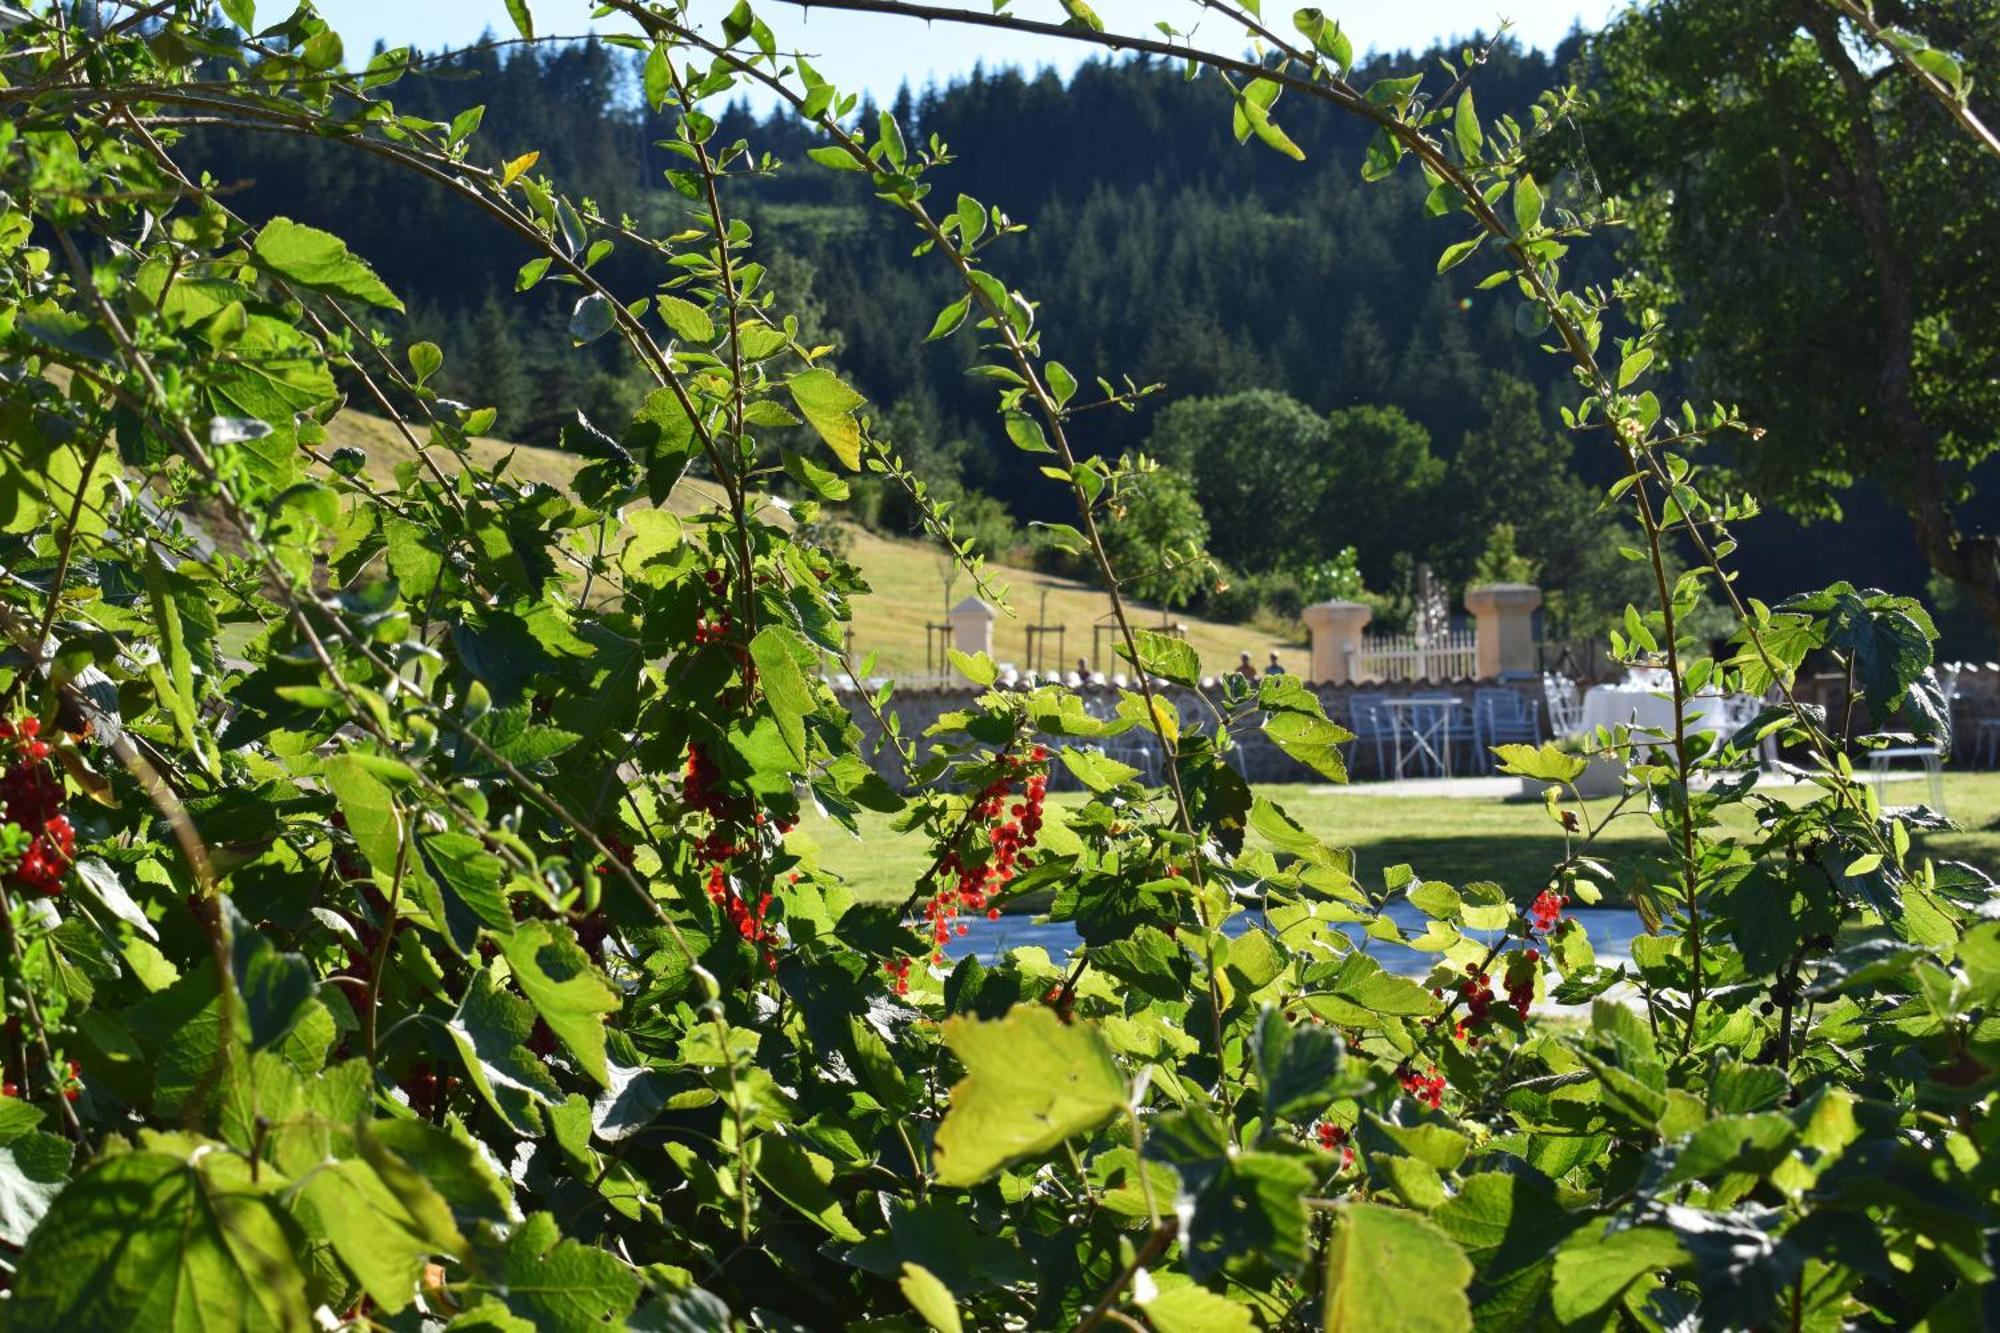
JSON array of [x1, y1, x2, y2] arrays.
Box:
[[1302, 601, 1372, 685], [1464, 583, 1543, 679], [948, 596, 996, 668]]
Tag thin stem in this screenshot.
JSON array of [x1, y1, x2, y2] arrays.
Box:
[[362, 811, 414, 1065], [1067, 1222, 1177, 1333], [0, 885, 82, 1138], [1826, 0, 2000, 160]]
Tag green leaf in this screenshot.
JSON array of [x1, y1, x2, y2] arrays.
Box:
[[447, 969, 561, 1135], [1122, 628, 1201, 687], [807, 144, 864, 172], [1512, 175, 1544, 235], [253, 217, 403, 312], [1492, 742, 1587, 784], [948, 648, 997, 687], [1453, 88, 1482, 162], [955, 193, 987, 244], [788, 367, 867, 469], [423, 832, 515, 936], [657, 294, 715, 343], [1254, 1006, 1346, 1123], [877, 109, 908, 168], [1234, 81, 1306, 161], [1617, 347, 1654, 389], [1263, 710, 1352, 782], [1004, 411, 1053, 453], [933, 1005, 1127, 1186], [0, 1131, 70, 1247], [1293, 8, 1352, 68], [230, 899, 316, 1053], [1432, 1172, 1583, 1278], [142, 535, 202, 767], [10, 1149, 311, 1330], [1322, 1204, 1472, 1332], [219, 0, 254, 31], [1910, 46, 1966, 96], [485, 1211, 641, 1331], [1142, 1276, 1259, 1332], [926, 295, 971, 341], [1061, 747, 1140, 793], [324, 753, 403, 878], [504, 0, 534, 40], [498, 922, 620, 1086], [899, 1262, 963, 1333], [754, 1132, 865, 1242], [1436, 236, 1484, 273], [1549, 1223, 1687, 1325], [1046, 361, 1079, 405], [297, 1151, 462, 1314], [569, 293, 617, 343], [750, 626, 815, 765], [407, 340, 442, 385]]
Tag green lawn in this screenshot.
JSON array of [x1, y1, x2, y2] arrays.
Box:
[[792, 771, 2000, 906]]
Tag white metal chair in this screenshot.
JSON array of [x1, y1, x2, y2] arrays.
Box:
[[1543, 672, 1582, 736], [1868, 744, 1946, 815]]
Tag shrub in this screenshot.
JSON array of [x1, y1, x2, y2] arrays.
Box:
[[0, 7, 1987, 1332]]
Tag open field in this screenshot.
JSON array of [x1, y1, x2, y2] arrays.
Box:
[[330, 408, 1298, 676], [792, 771, 2000, 905]]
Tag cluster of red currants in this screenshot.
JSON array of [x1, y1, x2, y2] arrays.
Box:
[[1313, 1121, 1355, 1168], [1399, 1063, 1447, 1110], [917, 746, 1049, 965], [1528, 887, 1568, 934], [2, 1057, 81, 1104], [401, 1061, 458, 1120], [1, 718, 74, 898], [1431, 942, 1545, 1047], [1443, 963, 1496, 1044], [1501, 947, 1540, 1020], [686, 745, 792, 971], [693, 567, 733, 645]]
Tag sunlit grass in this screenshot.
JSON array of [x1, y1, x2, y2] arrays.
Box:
[[796, 771, 2000, 906]]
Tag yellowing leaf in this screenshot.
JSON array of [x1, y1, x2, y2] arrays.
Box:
[[1323, 1204, 1472, 1332], [788, 367, 867, 469], [899, 1262, 963, 1333], [500, 151, 540, 187], [933, 1005, 1126, 1187]]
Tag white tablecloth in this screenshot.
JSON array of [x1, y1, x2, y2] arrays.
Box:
[[1577, 684, 1736, 738]]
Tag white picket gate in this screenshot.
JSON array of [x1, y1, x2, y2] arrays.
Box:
[[1348, 628, 1480, 682]]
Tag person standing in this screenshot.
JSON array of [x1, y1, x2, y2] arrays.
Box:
[[1266, 651, 1286, 677], [1236, 651, 1259, 683]]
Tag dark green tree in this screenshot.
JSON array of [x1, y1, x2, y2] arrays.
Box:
[[460, 292, 532, 436], [1318, 403, 1446, 588], [1100, 454, 1215, 613], [1587, 0, 2000, 623], [1143, 389, 1328, 573], [1452, 376, 1647, 635]]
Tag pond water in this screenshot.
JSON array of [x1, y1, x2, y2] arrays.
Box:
[[945, 900, 1649, 979]]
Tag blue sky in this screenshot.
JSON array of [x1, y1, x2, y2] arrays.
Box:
[[314, 0, 1615, 104]]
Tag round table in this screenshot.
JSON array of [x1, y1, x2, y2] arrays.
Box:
[[1576, 684, 1736, 739]]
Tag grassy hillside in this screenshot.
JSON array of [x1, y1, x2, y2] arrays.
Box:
[[332, 409, 1300, 677]]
